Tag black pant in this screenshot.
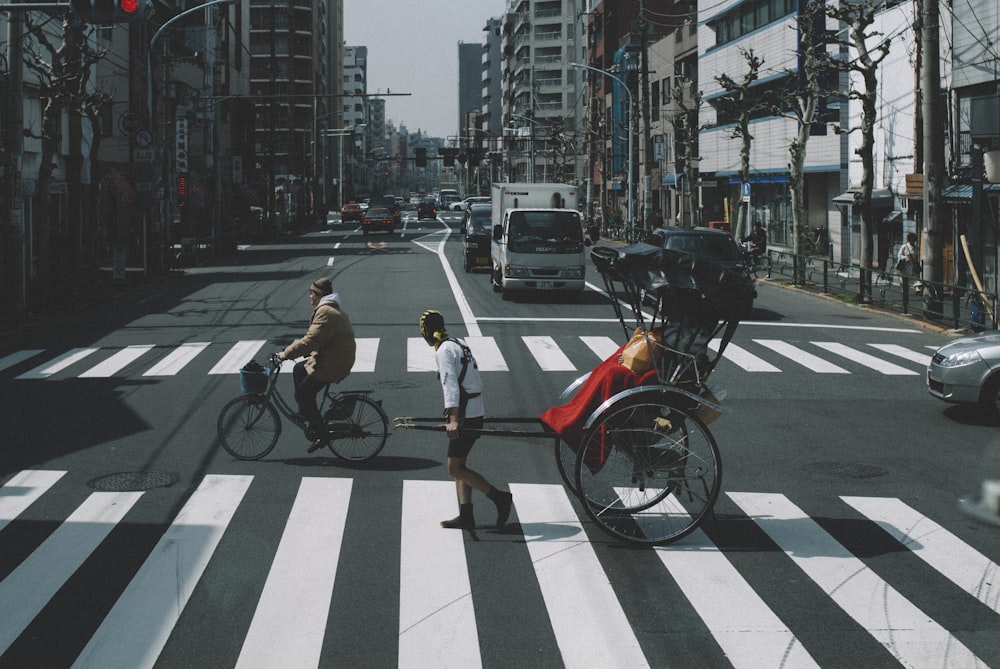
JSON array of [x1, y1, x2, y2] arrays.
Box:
[[292, 360, 326, 431]]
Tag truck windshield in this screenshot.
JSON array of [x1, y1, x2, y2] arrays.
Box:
[[508, 211, 583, 253]]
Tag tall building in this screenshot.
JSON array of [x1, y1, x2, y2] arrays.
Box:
[[249, 0, 331, 226], [501, 0, 589, 185]]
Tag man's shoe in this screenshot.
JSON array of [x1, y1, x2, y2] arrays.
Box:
[[441, 503, 475, 530], [493, 491, 513, 528], [307, 438, 327, 453]]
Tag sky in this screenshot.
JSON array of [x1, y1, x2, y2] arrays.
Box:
[[342, 0, 502, 139]]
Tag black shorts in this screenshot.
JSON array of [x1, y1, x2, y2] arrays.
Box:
[[447, 416, 484, 459]]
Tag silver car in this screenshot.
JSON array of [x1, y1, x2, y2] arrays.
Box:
[[927, 331, 1000, 417]]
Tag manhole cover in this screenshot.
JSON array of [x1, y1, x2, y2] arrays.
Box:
[[88, 471, 179, 492], [802, 462, 888, 479], [371, 380, 419, 390]]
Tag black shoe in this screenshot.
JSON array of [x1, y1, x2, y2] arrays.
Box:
[[441, 503, 475, 530], [493, 491, 513, 528], [307, 438, 327, 453]]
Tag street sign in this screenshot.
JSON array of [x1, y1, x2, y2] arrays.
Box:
[[742, 182, 751, 202], [134, 129, 152, 148], [133, 149, 153, 161], [118, 111, 142, 135]]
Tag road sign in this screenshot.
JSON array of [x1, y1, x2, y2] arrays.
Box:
[[742, 182, 751, 203], [134, 129, 152, 148], [133, 149, 153, 161]]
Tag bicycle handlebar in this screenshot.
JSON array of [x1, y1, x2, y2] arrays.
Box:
[[269, 353, 283, 371]]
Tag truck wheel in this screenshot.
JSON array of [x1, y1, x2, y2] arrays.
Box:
[[491, 265, 503, 293]]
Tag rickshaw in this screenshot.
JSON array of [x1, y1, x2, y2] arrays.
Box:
[[396, 241, 756, 546]]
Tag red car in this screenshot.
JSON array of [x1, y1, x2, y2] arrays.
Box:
[[340, 202, 363, 222], [362, 207, 394, 235]]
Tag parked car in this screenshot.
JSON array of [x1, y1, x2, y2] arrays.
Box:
[[451, 195, 491, 211], [461, 203, 493, 272], [927, 331, 1000, 419], [644, 226, 747, 268], [417, 198, 438, 220], [361, 207, 394, 235], [340, 202, 363, 222]]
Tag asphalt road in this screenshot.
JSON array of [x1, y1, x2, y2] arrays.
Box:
[[1, 211, 998, 667]]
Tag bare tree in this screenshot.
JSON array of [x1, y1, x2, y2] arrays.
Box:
[[22, 13, 110, 296], [715, 48, 766, 241], [783, 0, 835, 283], [668, 75, 702, 229], [824, 0, 891, 303]]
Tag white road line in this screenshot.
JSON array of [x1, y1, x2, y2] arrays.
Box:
[[579, 335, 619, 361], [867, 343, 933, 367], [352, 337, 378, 373], [72, 475, 253, 669], [208, 340, 269, 375], [811, 342, 919, 375], [15, 348, 100, 379], [0, 350, 44, 372], [0, 470, 67, 532], [842, 496, 1000, 614], [236, 478, 352, 669], [142, 342, 211, 376], [651, 522, 820, 668], [728, 492, 986, 668], [399, 480, 482, 669], [511, 483, 649, 669], [523, 336, 577, 371], [78, 345, 156, 378], [754, 339, 849, 373], [407, 337, 438, 372], [709, 340, 781, 372], [465, 336, 508, 371], [427, 222, 482, 337], [0, 491, 144, 655]]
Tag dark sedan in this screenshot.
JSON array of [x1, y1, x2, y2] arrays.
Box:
[[461, 204, 493, 272], [416, 198, 438, 220], [361, 207, 394, 235]]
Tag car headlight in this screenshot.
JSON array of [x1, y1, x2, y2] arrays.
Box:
[[505, 264, 530, 278], [937, 349, 984, 367], [563, 265, 584, 279]]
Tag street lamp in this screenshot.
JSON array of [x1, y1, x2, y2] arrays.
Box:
[[326, 124, 365, 209], [570, 61, 635, 234], [509, 113, 549, 183]]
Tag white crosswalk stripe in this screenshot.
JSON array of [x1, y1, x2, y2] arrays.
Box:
[[1, 337, 936, 381], [0, 471, 997, 667]]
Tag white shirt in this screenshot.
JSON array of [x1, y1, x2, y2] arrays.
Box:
[[435, 339, 485, 418]]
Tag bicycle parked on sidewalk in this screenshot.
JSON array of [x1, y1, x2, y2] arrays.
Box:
[[217, 354, 389, 461]]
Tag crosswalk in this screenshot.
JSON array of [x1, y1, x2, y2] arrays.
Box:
[[1, 470, 996, 667], [0, 335, 935, 381]]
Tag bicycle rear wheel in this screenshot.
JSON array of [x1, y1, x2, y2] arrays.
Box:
[[217, 395, 281, 460], [554, 437, 580, 494], [574, 396, 721, 545], [325, 395, 389, 461]]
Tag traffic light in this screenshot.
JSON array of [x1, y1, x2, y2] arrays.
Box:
[[414, 148, 427, 167], [439, 148, 458, 166], [71, 0, 154, 24]]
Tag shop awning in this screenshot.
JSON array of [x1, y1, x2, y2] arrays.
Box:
[[942, 183, 1000, 201], [832, 188, 894, 208]]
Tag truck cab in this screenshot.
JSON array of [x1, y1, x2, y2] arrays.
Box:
[[490, 207, 588, 298]]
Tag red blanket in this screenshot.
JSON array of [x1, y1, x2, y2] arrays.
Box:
[[540, 343, 659, 450]]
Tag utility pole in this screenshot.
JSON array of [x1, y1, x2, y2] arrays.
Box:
[[921, 0, 944, 312], [639, 3, 652, 228], [3, 12, 25, 321]]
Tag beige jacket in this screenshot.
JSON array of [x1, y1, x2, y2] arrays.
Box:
[[283, 295, 356, 382]]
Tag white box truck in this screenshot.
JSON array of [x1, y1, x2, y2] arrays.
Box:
[[489, 183, 597, 298]]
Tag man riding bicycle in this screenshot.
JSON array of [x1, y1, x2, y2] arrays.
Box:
[[277, 277, 356, 452]]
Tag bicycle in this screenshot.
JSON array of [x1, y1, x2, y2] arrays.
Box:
[[741, 240, 767, 279], [217, 353, 389, 461]]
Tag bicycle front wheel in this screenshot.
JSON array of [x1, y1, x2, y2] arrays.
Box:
[[325, 395, 389, 461], [217, 395, 281, 460], [574, 396, 721, 545]]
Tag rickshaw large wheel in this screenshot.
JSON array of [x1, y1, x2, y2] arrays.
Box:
[[573, 395, 721, 545], [554, 437, 580, 494]]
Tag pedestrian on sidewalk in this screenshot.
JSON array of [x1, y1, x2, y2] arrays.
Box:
[[896, 233, 921, 292], [419, 309, 513, 532]]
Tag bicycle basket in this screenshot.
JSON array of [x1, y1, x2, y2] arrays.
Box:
[[240, 363, 269, 394], [325, 396, 357, 421]]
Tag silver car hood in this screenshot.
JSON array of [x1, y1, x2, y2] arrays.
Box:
[[937, 331, 1000, 359]]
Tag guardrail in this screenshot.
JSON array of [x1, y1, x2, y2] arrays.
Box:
[[765, 250, 996, 332]]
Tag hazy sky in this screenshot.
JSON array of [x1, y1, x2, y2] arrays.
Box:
[[342, 0, 501, 139]]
